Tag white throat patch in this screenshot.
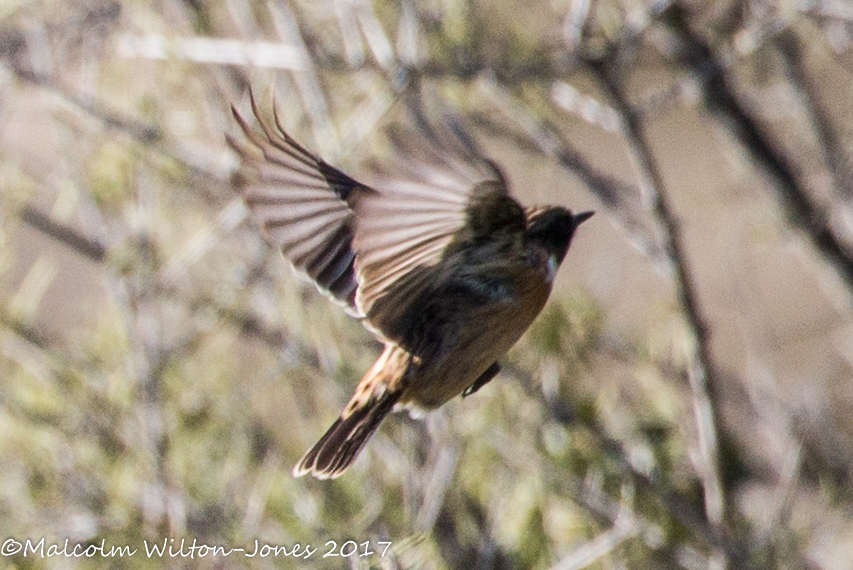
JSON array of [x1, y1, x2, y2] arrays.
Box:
[[546, 255, 559, 283]]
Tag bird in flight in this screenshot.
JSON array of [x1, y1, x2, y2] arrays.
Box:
[[228, 94, 593, 479]]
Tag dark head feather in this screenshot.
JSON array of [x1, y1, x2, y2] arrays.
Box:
[[526, 208, 594, 264]]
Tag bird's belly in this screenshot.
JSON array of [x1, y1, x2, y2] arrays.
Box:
[[399, 273, 550, 410]]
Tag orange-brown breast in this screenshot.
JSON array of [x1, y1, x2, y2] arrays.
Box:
[[398, 248, 554, 410]]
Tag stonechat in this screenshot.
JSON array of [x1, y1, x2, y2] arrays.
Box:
[[228, 94, 593, 479]]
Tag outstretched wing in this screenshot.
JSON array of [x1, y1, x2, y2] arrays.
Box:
[[228, 95, 373, 315], [229, 97, 516, 344], [353, 112, 513, 342]]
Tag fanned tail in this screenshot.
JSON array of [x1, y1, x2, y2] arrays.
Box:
[[294, 344, 409, 479], [292, 388, 401, 479]]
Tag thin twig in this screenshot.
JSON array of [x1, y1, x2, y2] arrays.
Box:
[[116, 34, 304, 69], [11, 67, 159, 143], [666, 4, 853, 291], [502, 362, 754, 568], [16, 205, 319, 365], [266, 0, 337, 157], [19, 205, 107, 262], [5, 61, 232, 200], [588, 55, 729, 568], [549, 506, 639, 570], [351, 0, 395, 70], [776, 27, 853, 197]]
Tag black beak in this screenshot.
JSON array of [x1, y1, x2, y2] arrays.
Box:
[[574, 211, 595, 226]]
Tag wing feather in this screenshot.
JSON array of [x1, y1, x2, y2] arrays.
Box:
[[353, 112, 511, 341], [230, 94, 517, 342], [229, 94, 371, 315]]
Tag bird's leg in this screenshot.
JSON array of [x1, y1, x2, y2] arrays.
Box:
[[462, 362, 501, 398]]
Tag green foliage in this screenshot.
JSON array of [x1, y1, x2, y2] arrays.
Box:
[[85, 142, 134, 211]]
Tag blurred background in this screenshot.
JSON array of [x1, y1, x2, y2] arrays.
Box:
[[2, 0, 853, 568]]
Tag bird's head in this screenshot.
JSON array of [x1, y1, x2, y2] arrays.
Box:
[[526, 208, 594, 266]]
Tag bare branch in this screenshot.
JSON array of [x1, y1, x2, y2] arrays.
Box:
[[19, 205, 107, 262], [588, 54, 729, 566], [666, 4, 853, 291], [776, 28, 853, 198]]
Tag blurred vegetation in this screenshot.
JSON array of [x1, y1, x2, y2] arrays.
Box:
[[2, 0, 853, 568]]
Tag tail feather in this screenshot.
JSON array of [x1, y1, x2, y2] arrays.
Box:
[[293, 388, 401, 479]]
